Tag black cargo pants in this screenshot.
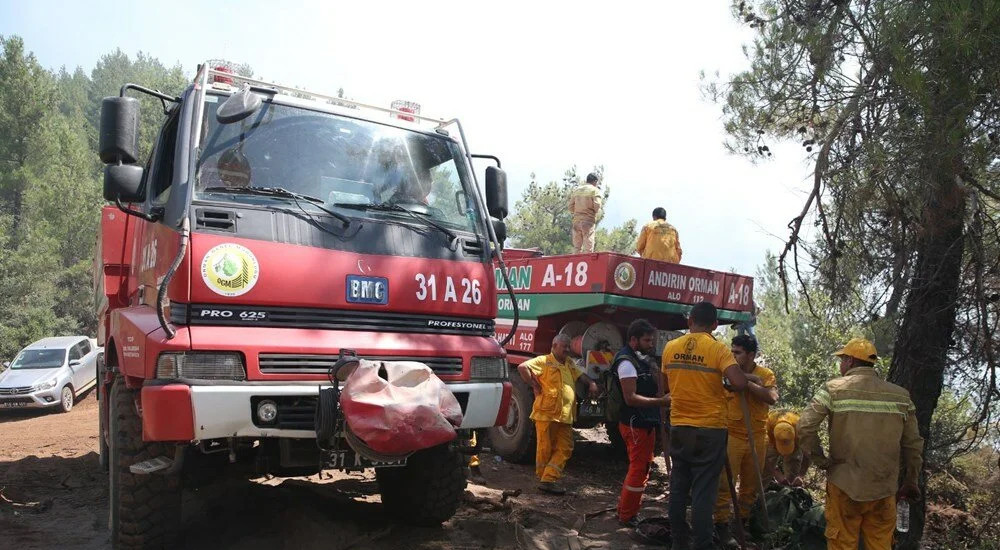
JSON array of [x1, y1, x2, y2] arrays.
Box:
[[667, 425, 728, 550]]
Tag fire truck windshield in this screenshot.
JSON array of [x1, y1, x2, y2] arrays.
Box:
[[196, 96, 483, 234]]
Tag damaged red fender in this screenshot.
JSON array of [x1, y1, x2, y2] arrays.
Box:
[[339, 360, 463, 456]]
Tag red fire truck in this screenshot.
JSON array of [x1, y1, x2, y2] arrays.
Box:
[[94, 64, 518, 548]]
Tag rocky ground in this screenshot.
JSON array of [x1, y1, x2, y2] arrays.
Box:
[[0, 393, 670, 549]]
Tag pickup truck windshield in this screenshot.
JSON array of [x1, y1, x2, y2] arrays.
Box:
[[11, 349, 66, 369], [196, 96, 482, 234]]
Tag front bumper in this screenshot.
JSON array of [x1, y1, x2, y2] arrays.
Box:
[[0, 387, 63, 409], [141, 380, 510, 442]]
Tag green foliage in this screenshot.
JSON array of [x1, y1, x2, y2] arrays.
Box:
[[755, 255, 864, 407], [0, 37, 194, 362], [506, 167, 638, 254], [712, 5, 1000, 544]]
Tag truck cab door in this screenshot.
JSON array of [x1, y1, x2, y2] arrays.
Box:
[[68, 342, 86, 389], [133, 109, 182, 308], [79, 339, 97, 387]]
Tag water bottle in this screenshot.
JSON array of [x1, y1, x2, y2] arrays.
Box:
[[896, 500, 910, 533]]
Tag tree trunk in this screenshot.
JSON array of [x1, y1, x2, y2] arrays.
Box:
[[888, 167, 966, 549]]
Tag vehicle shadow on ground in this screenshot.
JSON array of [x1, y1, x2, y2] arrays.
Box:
[[0, 452, 108, 550]]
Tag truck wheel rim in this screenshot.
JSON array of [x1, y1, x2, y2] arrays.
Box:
[[62, 388, 73, 410], [497, 398, 520, 438]]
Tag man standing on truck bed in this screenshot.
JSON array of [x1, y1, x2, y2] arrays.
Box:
[[613, 319, 671, 527], [636, 207, 682, 263], [568, 172, 603, 253], [518, 334, 599, 495], [797, 338, 924, 550], [661, 301, 748, 550], [713, 334, 778, 548]]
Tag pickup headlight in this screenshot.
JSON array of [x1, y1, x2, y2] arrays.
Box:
[[470, 356, 507, 380], [32, 377, 58, 391], [156, 352, 246, 380]]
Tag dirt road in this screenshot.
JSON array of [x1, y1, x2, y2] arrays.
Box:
[[1, 393, 668, 549]]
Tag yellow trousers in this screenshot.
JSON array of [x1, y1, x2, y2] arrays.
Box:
[[715, 434, 767, 523], [535, 420, 574, 482], [825, 482, 895, 550]]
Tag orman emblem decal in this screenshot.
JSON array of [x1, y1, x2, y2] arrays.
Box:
[[613, 262, 637, 291], [201, 243, 260, 297]]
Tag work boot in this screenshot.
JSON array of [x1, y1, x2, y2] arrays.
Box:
[[671, 522, 691, 550], [538, 481, 566, 495], [714, 522, 739, 549], [619, 514, 642, 528], [469, 465, 487, 483]]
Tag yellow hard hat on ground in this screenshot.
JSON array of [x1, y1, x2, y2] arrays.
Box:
[[834, 338, 878, 363], [773, 421, 796, 456]]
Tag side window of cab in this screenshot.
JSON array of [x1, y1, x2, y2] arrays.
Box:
[[145, 109, 180, 206]]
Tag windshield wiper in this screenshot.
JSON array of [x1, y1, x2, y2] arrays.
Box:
[[203, 186, 351, 227], [333, 202, 458, 243]]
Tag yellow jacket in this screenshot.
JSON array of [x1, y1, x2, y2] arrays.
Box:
[[523, 354, 586, 424], [724, 364, 775, 438], [798, 367, 924, 501], [567, 184, 603, 223], [636, 220, 682, 263]]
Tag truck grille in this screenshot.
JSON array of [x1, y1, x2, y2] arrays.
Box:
[[173, 304, 495, 337], [0, 386, 33, 396], [258, 354, 464, 376]]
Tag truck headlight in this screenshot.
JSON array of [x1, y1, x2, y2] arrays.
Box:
[[156, 352, 246, 380], [32, 377, 58, 391], [470, 356, 507, 380]]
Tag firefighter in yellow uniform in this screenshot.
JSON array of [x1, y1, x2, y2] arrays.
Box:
[[518, 333, 598, 495], [661, 301, 748, 550], [636, 207, 682, 263], [713, 335, 778, 548], [567, 173, 603, 253], [798, 338, 924, 550], [764, 410, 810, 486]]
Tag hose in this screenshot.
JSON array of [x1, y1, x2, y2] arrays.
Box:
[[496, 253, 519, 348], [157, 217, 189, 340]]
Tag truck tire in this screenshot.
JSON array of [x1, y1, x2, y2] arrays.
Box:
[[109, 378, 182, 549], [486, 374, 535, 464], [99, 407, 109, 472], [98, 357, 109, 472], [376, 443, 466, 526]]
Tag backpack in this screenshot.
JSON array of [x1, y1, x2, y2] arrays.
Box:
[[749, 486, 827, 550]]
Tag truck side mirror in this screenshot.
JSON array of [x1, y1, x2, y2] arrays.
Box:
[[217, 83, 262, 124], [104, 164, 145, 203], [485, 166, 508, 220], [492, 219, 507, 250], [99, 97, 141, 165]]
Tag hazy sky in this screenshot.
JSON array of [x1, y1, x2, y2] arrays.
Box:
[[0, 1, 815, 276]]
